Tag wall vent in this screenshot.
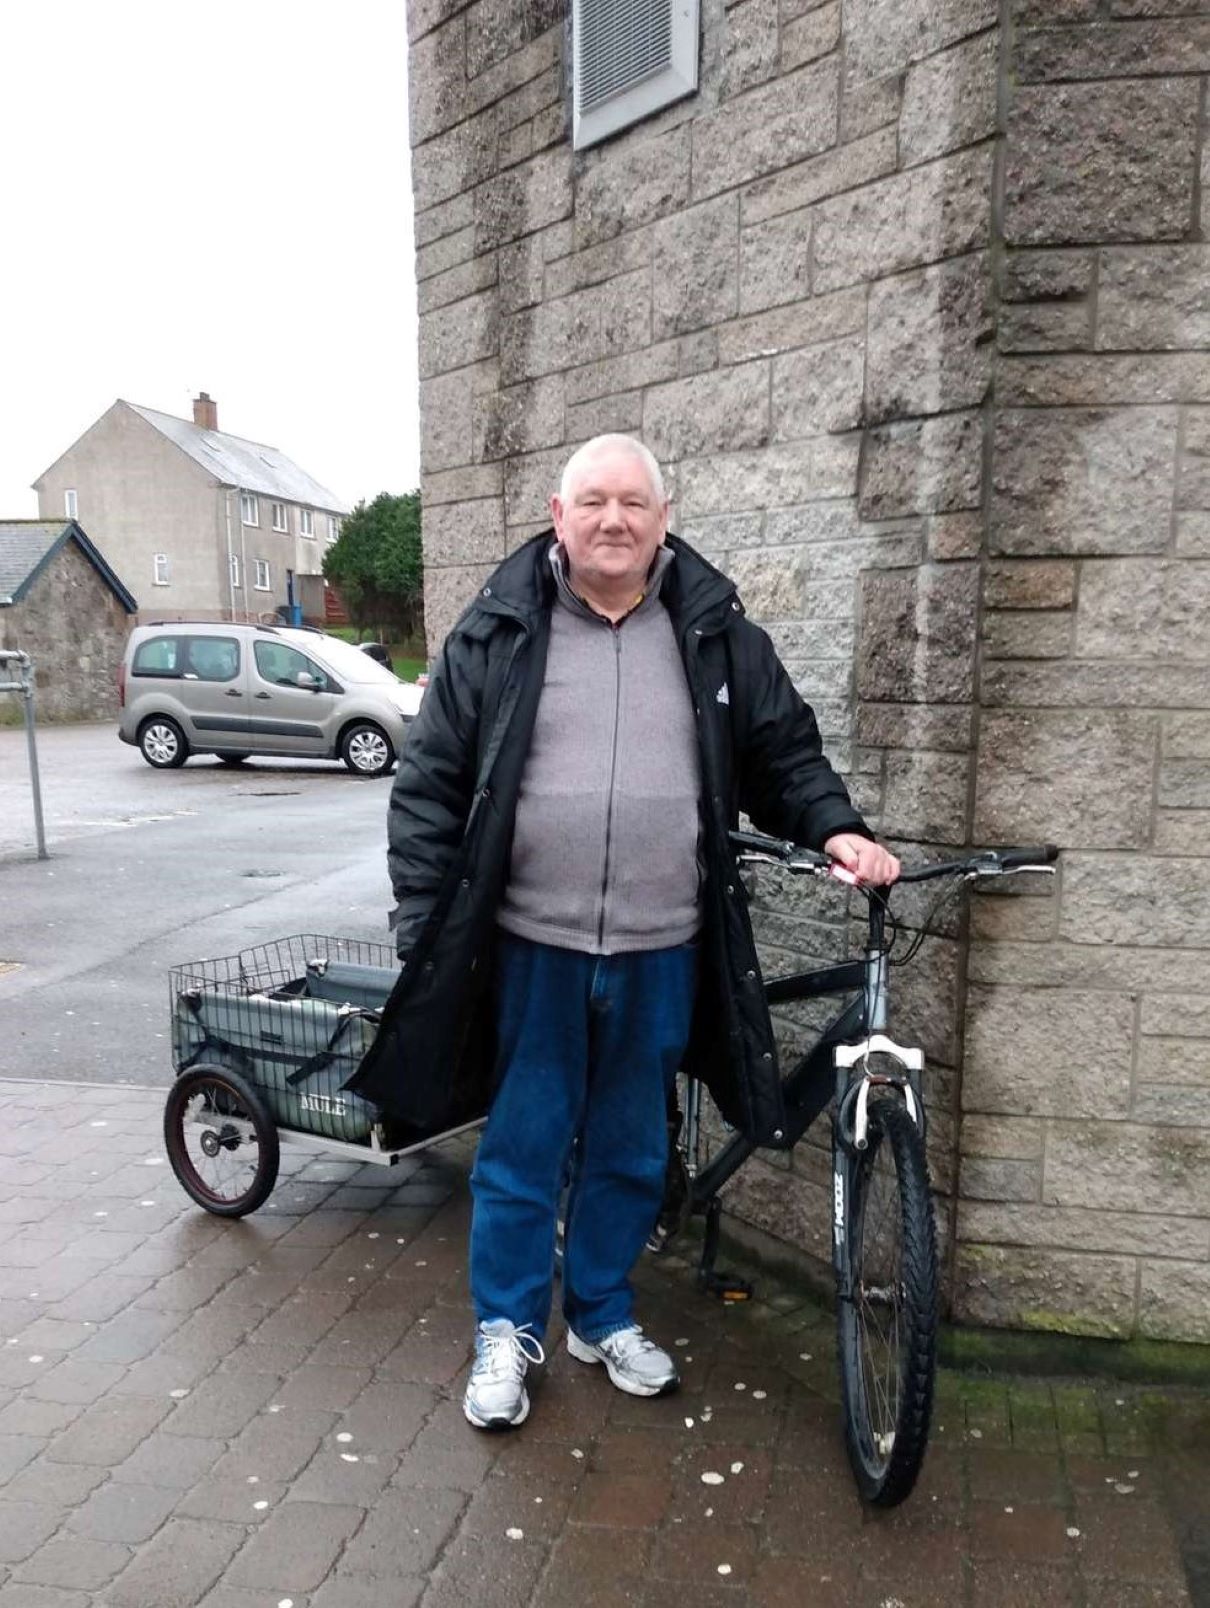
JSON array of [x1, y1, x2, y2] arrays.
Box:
[[572, 0, 699, 150]]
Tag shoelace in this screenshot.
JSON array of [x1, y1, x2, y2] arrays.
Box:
[[477, 1322, 546, 1381], [602, 1326, 659, 1360]]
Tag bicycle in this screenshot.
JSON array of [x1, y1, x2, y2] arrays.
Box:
[[634, 829, 1059, 1508]]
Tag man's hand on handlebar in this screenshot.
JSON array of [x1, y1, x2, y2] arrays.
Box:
[[823, 833, 902, 887]]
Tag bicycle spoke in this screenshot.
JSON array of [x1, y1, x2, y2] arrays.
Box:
[[182, 1092, 259, 1203], [861, 1318, 889, 1435], [865, 1297, 893, 1433], [852, 1114, 907, 1466]]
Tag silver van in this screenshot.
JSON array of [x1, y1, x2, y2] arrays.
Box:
[[118, 622, 422, 776]]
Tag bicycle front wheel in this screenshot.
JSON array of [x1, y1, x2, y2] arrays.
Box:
[[836, 1097, 938, 1507]]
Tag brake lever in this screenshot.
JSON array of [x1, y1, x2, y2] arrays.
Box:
[[787, 855, 836, 879], [966, 863, 1058, 881], [736, 850, 855, 881], [734, 851, 790, 870]]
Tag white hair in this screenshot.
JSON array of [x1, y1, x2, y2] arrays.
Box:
[[558, 434, 667, 505]]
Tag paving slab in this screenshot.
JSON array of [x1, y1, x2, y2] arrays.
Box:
[[0, 1078, 1207, 1608]]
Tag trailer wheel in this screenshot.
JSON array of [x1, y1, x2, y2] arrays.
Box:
[[164, 1066, 279, 1216]]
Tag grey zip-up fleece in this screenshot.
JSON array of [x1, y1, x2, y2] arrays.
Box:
[[495, 543, 702, 955]]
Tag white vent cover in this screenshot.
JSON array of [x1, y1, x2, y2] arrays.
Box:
[[573, 0, 700, 150]]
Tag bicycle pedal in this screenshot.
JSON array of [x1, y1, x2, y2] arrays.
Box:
[[699, 1269, 754, 1302]]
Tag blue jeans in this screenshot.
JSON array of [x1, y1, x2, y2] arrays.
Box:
[[468, 933, 698, 1344]]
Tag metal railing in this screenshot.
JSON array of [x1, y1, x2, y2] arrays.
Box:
[[0, 649, 47, 859]]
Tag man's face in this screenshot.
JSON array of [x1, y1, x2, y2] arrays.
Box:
[[550, 447, 668, 593]]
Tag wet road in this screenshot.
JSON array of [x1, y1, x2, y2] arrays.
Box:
[[0, 722, 396, 1086]]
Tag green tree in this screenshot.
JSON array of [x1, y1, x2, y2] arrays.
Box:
[[323, 491, 424, 644]]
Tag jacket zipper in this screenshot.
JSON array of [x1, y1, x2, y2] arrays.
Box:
[[596, 624, 623, 951], [464, 620, 530, 837], [682, 617, 736, 882]]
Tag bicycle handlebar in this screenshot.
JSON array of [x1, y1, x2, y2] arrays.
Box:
[[897, 844, 1059, 882], [728, 828, 1059, 884]]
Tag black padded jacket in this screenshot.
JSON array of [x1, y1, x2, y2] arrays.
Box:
[[346, 531, 871, 1146]]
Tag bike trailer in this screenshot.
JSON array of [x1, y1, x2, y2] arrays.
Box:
[[170, 936, 395, 1143]]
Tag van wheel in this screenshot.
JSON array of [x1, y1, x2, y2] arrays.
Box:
[[139, 717, 189, 769], [341, 722, 394, 777]]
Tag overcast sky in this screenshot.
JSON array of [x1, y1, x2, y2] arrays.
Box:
[[1, 0, 417, 517]]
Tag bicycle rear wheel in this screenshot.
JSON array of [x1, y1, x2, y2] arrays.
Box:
[[836, 1096, 938, 1507]]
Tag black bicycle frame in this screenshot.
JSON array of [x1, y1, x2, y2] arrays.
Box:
[[687, 900, 890, 1220]]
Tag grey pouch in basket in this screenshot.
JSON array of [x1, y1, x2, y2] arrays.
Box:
[[174, 991, 380, 1143]]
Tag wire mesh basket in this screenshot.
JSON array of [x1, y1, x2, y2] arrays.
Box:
[[170, 935, 398, 1144]]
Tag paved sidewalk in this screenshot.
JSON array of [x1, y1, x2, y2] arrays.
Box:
[[0, 1078, 1207, 1608]]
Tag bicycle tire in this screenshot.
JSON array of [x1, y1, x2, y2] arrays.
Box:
[[836, 1097, 938, 1507], [164, 1066, 280, 1217]]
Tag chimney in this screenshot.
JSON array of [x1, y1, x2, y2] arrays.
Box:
[[192, 392, 218, 431]]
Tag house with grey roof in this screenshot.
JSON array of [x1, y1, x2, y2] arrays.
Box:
[[32, 395, 350, 624], [0, 520, 136, 721]]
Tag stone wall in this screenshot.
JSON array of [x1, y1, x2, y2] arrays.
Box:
[[0, 542, 131, 723], [951, 5, 1210, 1342], [407, 0, 1210, 1339]]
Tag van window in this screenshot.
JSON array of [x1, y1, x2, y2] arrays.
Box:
[[185, 637, 241, 683], [131, 637, 180, 677], [254, 640, 328, 690]]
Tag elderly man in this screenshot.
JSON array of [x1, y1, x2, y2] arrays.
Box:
[[351, 434, 898, 1431]]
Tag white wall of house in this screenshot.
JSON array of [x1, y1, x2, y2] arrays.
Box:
[[35, 403, 218, 619], [34, 402, 342, 624]]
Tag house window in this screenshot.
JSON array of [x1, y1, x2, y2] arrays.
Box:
[[272, 501, 288, 532], [572, 0, 700, 150], [64, 489, 78, 519], [230, 554, 242, 589], [300, 508, 314, 538], [254, 558, 271, 591], [241, 493, 259, 526], [329, 514, 341, 542], [153, 553, 170, 586]]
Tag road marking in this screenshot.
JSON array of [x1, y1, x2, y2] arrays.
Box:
[[70, 811, 198, 827]]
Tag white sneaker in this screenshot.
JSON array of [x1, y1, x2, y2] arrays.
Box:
[[565, 1324, 679, 1397], [463, 1319, 546, 1430]]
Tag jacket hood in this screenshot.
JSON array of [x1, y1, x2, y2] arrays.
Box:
[[467, 529, 739, 632]]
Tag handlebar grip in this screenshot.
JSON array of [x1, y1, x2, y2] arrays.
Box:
[[997, 844, 1060, 869]]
